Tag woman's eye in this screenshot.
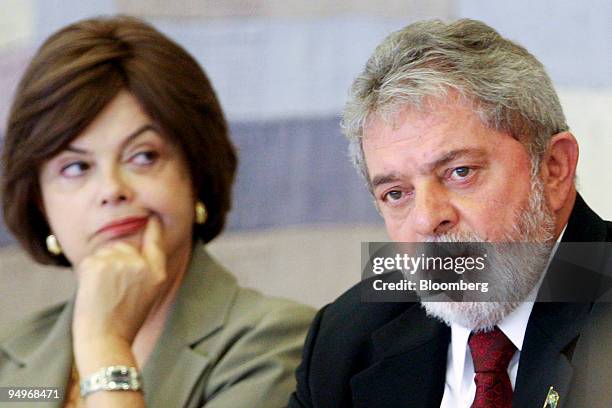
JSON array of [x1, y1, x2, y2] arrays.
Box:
[[131, 151, 158, 165], [61, 161, 89, 177]]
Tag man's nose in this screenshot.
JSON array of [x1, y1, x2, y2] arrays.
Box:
[[98, 166, 133, 206], [411, 182, 457, 238]]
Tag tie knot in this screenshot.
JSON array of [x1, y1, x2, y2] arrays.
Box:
[[469, 326, 516, 373]]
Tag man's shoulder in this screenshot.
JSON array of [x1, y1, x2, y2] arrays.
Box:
[[315, 275, 419, 346], [564, 194, 612, 243]]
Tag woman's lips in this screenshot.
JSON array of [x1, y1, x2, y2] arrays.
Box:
[[97, 217, 148, 238]]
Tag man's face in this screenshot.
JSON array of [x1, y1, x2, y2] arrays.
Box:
[[363, 99, 557, 330], [363, 100, 534, 243]]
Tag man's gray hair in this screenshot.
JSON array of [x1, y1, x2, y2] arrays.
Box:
[[342, 19, 568, 183]]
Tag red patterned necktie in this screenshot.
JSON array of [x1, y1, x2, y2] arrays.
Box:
[[468, 326, 517, 408]]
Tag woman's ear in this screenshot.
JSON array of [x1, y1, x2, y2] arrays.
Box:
[[539, 131, 579, 212]]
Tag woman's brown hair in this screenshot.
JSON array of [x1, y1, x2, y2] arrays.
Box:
[[2, 15, 237, 266]]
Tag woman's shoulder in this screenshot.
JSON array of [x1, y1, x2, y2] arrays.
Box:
[[190, 246, 316, 326], [196, 251, 316, 341], [230, 285, 316, 327], [0, 301, 67, 345], [190, 273, 316, 407]]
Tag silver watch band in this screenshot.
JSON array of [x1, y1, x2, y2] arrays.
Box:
[[80, 366, 142, 397]]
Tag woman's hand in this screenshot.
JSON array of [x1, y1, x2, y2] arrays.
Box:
[[72, 215, 167, 373]]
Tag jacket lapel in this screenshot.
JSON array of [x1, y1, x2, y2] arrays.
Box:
[[1, 301, 74, 407], [350, 304, 450, 408], [514, 193, 610, 407], [142, 246, 239, 407], [513, 301, 588, 407]]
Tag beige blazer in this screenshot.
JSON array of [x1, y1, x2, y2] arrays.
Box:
[[0, 246, 315, 407]]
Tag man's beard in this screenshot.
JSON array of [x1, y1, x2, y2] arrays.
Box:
[[420, 175, 556, 332]]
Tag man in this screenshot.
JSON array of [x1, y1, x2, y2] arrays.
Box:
[[289, 19, 612, 407]]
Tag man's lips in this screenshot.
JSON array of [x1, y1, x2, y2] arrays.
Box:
[[96, 216, 148, 237]]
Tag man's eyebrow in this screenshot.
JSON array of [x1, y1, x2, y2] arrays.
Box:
[[417, 148, 487, 174], [371, 172, 404, 189], [65, 124, 160, 154], [369, 148, 487, 188]]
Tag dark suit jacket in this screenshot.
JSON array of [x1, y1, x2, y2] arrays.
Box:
[[289, 194, 612, 408]]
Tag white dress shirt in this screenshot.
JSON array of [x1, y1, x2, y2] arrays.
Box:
[[440, 227, 566, 408]]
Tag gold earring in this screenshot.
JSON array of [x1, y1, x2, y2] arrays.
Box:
[[46, 234, 62, 255], [195, 201, 207, 225]]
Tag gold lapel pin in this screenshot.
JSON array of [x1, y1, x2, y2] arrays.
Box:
[[542, 386, 560, 408]]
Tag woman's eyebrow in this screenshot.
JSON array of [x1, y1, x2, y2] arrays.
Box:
[[119, 124, 161, 149], [65, 124, 160, 154]]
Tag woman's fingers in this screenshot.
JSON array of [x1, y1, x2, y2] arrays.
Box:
[[91, 241, 137, 259], [142, 215, 166, 276]]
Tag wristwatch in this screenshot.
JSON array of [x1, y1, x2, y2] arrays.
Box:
[[80, 366, 142, 397]]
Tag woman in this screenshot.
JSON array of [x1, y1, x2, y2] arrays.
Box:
[[0, 16, 314, 407]]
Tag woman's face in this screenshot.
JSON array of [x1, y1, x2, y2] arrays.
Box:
[[39, 91, 196, 273]]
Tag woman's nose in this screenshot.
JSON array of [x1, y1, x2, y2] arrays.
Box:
[[98, 167, 133, 206]]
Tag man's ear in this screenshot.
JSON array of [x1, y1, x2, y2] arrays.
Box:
[[539, 131, 579, 212]]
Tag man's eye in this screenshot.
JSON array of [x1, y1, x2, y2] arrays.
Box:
[[450, 166, 471, 179], [131, 151, 158, 165], [384, 190, 404, 201], [61, 161, 89, 177]]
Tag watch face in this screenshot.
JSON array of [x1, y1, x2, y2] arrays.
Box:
[[109, 367, 132, 382], [81, 366, 142, 396]]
